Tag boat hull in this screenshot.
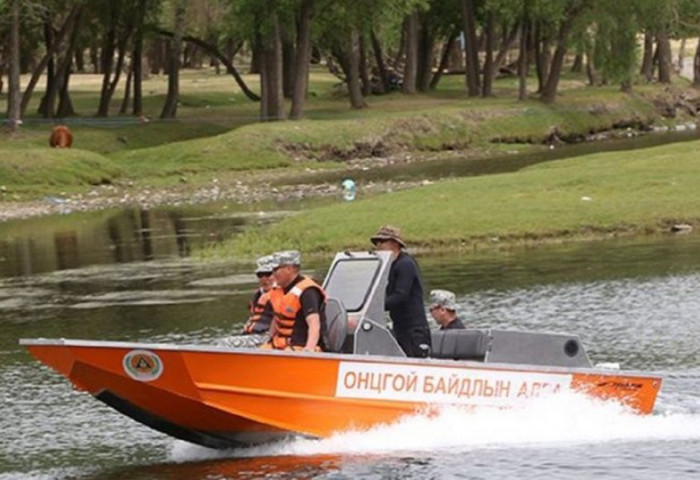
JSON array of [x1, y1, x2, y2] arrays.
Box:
[[22, 339, 662, 449]]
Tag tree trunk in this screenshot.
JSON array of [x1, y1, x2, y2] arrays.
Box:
[[493, 22, 520, 74], [148, 37, 167, 74], [359, 34, 372, 96], [7, 0, 21, 132], [694, 37, 700, 87], [656, 31, 672, 84], [430, 30, 458, 90], [250, 46, 261, 74], [518, 20, 529, 101], [290, 0, 314, 119], [19, 46, 33, 74], [541, 2, 587, 104], [394, 24, 406, 68], [371, 29, 390, 93], [640, 31, 653, 81], [90, 40, 99, 73], [260, 14, 285, 121], [39, 15, 57, 117], [534, 23, 552, 94], [105, 28, 132, 106], [132, 0, 146, 116], [282, 30, 295, 99], [402, 12, 418, 94], [585, 48, 598, 85], [120, 66, 133, 114], [347, 29, 366, 109], [481, 12, 495, 97], [20, 7, 79, 117], [75, 49, 85, 72], [448, 33, 464, 71], [540, 44, 565, 102], [96, 2, 120, 117], [571, 52, 583, 73], [160, 1, 186, 119], [225, 38, 236, 63], [159, 31, 260, 101], [460, 0, 480, 96], [416, 14, 435, 92], [678, 37, 686, 72], [185, 44, 204, 68], [56, 8, 84, 118]]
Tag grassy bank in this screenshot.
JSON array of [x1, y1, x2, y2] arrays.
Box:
[[1, 69, 697, 198], [0, 148, 123, 195], [203, 138, 700, 258]]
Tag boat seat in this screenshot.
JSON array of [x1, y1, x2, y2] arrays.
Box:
[[431, 329, 488, 361], [324, 297, 348, 353]]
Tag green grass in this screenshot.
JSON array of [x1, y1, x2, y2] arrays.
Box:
[[0, 68, 695, 197], [203, 139, 700, 258], [0, 148, 123, 189]]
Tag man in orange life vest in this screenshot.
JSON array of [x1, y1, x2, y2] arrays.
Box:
[[242, 254, 276, 334], [267, 250, 328, 352]]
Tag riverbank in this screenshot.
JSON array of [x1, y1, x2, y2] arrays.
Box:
[[2, 71, 699, 207], [2, 72, 700, 246], [0, 172, 423, 221], [202, 138, 700, 259]]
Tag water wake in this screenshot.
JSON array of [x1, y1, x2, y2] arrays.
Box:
[[169, 391, 700, 463]]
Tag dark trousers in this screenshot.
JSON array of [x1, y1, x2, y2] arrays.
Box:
[[395, 325, 432, 358]]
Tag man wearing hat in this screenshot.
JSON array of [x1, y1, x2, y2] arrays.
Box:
[[266, 250, 328, 352], [242, 254, 277, 334], [429, 289, 465, 330], [371, 225, 432, 358]]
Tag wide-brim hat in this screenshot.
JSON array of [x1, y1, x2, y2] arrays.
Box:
[[370, 225, 406, 248]]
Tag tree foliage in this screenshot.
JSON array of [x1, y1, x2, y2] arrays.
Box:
[[2, 0, 699, 126]]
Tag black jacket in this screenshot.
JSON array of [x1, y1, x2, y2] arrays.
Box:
[[440, 316, 465, 330], [385, 252, 430, 333]]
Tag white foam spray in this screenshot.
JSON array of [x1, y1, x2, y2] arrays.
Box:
[[169, 391, 700, 463]]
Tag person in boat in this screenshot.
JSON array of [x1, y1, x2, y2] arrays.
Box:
[[241, 254, 277, 334], [428, 289, 465, 330], [371, 225, 432, 358], [266, 250, 328, 352]]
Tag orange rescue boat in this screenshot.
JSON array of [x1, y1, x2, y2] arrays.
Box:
[[21, 251, 662, 449]]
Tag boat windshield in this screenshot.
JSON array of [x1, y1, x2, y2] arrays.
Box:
[[323, 257, 381, 312]]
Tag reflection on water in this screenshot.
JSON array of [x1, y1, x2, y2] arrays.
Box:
[[0, 205, 291, 278], [88, 454, 345, 480]]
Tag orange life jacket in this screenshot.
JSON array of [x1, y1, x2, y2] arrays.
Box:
[[243, 289, 271, 334], [268, 276, 326, 349]]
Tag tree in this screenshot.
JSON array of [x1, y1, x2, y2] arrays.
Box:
[[132, 0, 149, 116], [590, 0, 638, 92], [19, 4, 81, 117], [635, 0, 675, 84], [402, 10, 418, 93], [228, 0, 285, 120], [460, 0, 480, 96], [695, 38, 700, 87], [540, 0, 592, 104], [289, 0, 314, 119], [6, 0, 20, 131], [160, 0, 186, 119]]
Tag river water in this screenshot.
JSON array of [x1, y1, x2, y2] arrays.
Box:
[[2, 134, 700, 478], [1, 214, 700, 478]]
